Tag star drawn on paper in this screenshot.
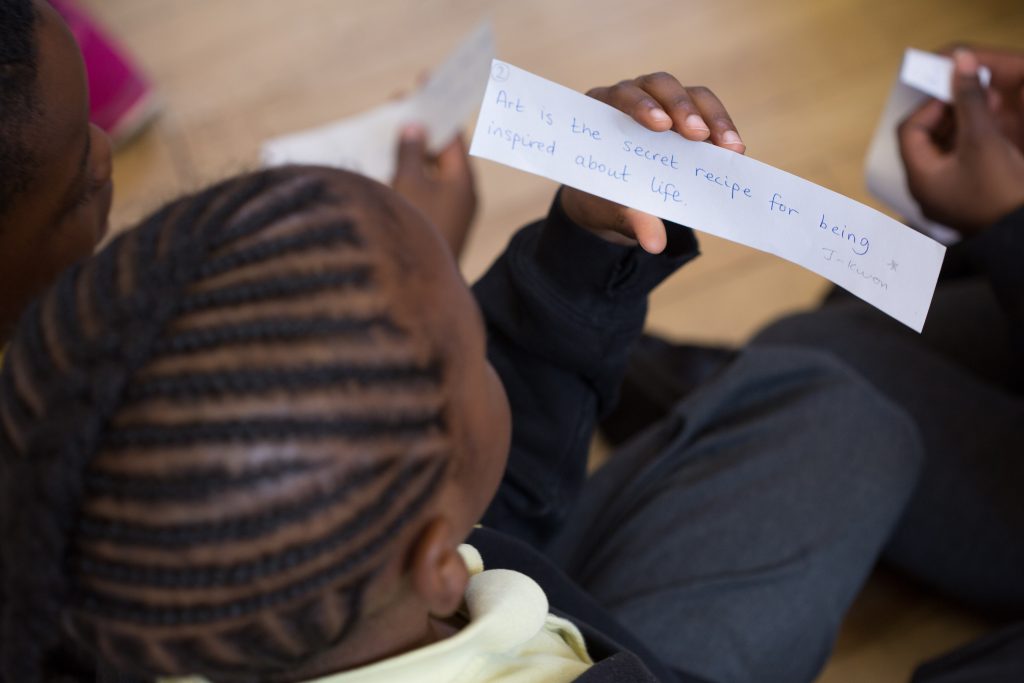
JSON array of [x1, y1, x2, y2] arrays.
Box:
[[888, 259, 899, 272]]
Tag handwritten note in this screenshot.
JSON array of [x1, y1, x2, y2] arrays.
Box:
[[261, 21, 494, 182], [867, 49, 992, 244], [470, 60, 946, 332]]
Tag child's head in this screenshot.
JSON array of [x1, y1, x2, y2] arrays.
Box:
[[0, 0, 113, 341], [0, 166, 511, 681]]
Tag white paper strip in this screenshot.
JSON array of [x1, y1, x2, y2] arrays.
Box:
[[262, 21, 495, 182], [471, 60, 946, 332]]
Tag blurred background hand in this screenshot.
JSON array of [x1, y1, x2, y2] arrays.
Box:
[[392, 125, 478, 258], [899, 48, 1024, 236]]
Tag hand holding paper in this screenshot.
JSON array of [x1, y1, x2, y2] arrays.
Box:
[[964, 45, 1024, 151], [899, 49, 1024, 236], [560, 73, 746, 253], [866, 46, 1002, 243], [392, 127, 477, 256], [261, 21, 493, 257], [471, 60, 946, 331], [262, 21, 494, 183]]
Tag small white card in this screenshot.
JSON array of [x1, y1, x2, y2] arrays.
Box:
[[901, 48, 991, 103], [471, 60, 946, 332], [261, 21, 495, 182], [866, 49, 992, 245]]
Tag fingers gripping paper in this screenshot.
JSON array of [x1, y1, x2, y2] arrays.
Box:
[[262, 21, 495, 182], [470, 61, 947, 332], [865, 49, 992, 245]]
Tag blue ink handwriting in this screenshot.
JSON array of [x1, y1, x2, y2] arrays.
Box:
[[486, 122, 556, 154], [768, 192, 800, 216], [695, 167, 752, 200], [495, 90, 525, 112], [822, 248, 888, 289], [569, 117, 601, 140], [651, 176, 683, 203], [623, 141, 679, 169], [820, 214, 869, 256], [575, 154, 630, 181]]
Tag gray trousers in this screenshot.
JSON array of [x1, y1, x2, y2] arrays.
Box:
[[549, 346, 924, 683], [754, 279, 1024, 616]]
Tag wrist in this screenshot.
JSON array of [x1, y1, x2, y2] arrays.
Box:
[[518, 196, 697, 314], [964, 195, 1024, 237]]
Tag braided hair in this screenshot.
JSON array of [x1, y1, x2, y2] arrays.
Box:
[[0, 0, 40, 220], [0, 167, 453, 681]]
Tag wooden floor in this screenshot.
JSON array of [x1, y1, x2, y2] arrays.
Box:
[[82, 0, 1022, 679]]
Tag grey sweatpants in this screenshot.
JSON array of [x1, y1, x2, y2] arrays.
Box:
[[753, 278, 1024, 683], [549, 346, 923, 683], [755, 279, 1024, 616]]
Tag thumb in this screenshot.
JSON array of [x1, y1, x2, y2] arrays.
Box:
[[394, 124, 428, 181], [952, 49, 996, 138], [624, 210, 667, 254], [435, 134, 472, 182], [898, 98, 946, 174]]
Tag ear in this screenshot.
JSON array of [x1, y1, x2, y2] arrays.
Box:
[[407, 517, 469, 617]]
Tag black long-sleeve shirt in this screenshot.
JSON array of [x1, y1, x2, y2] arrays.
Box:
[[939, 204, 1024, 387], [471, 194, 704, 682], [476, 194, 697, 547], [908, 205, 1024, 683], [972, 205, 1024, 360]]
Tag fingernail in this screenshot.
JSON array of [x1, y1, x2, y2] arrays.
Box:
[[685, 114, 710, 132], [953, 49, 979, 76], [649, 107, 671, 123], [642, 235, 665, 254], [401, 123, 425, 141], [722, 130, 744, 148]]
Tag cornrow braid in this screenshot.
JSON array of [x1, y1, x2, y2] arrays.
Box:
[[0, 167, 454, 682], [177, 267, 373, 314], [152, 315, 401, 356]]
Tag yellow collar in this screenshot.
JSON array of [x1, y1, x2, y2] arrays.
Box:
[[161, 545, 591, 683]]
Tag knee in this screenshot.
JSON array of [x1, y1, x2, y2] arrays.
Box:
[[739, 344, 922, 491], [787, 346, 924, 507]]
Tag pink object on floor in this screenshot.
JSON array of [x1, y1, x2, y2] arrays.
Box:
[[51, 0, 159, 146]]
